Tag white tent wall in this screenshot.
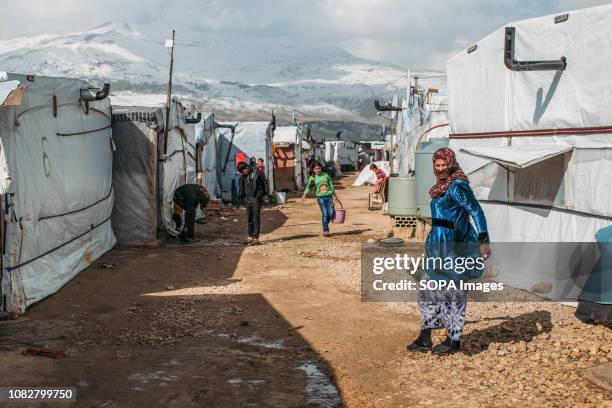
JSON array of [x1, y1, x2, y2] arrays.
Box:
[[158, 99, 199, 236], [313, 145, 326, 164], [446, 5, 612, 236], [451, 134, 612, 232], [0, 73, 115, 312], [332, 141, 359, 166], [216, 122, 273, 201], [324, 141, 343, 176], [295, 127, 304, 189], [324, 141, 335, 163], [445, 5, 612, 295], [195, 113, 221, 198], [183, 124, 198, 186], [448, 5, 612, 135]]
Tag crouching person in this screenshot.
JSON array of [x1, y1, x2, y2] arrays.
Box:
[[172, 184, 210, 242], [370, 163, 388, 194], [238, 162, 269, 245]]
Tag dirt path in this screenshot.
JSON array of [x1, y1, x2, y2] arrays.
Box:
[[0, 174, 610, 407]]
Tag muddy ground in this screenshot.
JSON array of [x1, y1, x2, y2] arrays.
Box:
[[0, 174, 610, 407]]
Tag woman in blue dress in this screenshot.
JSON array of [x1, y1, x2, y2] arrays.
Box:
[[407, 148, 491, 355]]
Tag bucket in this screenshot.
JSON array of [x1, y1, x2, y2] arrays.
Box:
[[274, 191, 286, 204], [332, 199, 346, 224]]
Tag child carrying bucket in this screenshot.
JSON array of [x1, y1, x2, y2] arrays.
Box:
[[300, 161, 343, 236]]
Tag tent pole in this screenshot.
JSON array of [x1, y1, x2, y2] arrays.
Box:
[[163, 30, 176, 155]]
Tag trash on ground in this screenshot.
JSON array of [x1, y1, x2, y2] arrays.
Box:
[[23, 348, 66, 359]]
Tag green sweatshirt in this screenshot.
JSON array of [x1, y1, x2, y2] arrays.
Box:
[[303, 172, 335, 197]]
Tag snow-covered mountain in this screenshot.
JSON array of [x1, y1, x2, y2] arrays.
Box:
[[0, 21, 440, 137]]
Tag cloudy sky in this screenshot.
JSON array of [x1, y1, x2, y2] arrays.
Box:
[[0, 0, 609, 70]]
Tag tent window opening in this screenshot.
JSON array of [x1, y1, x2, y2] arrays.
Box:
[[512, 154, 566, 206]]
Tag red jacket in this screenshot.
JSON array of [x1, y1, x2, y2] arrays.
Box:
[[374, 168, 387, 180]]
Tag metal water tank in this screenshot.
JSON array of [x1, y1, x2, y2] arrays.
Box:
[[388, 175, 416, 216], [415, 139, 449, 218]]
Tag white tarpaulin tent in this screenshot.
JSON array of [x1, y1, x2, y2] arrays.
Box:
[[327, 141, 358, 167], [0, 73, 115, 312], [111, 100, 200, 243], [448, 4, 612, 136], [353, 161, 390, 186], [216, 121, 274, 202], [446, 5, 612, 297]]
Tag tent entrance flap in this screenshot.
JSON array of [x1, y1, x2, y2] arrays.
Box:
[[459, 145, 573, 169]]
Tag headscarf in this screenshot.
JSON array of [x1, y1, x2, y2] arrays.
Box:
[[429, 148, 469, 199]]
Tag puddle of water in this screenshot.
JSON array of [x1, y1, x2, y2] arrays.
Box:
[[236, 335, 285, 349], [228, 378, 266, 386], [298, 361, 341, 407]]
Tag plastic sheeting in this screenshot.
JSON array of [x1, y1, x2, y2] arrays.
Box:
[[216, 122, 273, 201], [352, 161, 390, 186], [477, 202, 611, 296], [448, 4, 612, 134], [195, 113, 221, 198], [111, 107, 162, 245], [453, 136, 612, 218], [0, 73, 116, 312], [438, 5, 612, 302], [159, 100, 199, 236], [273, 126, 299, 144], [395, 77, 450, 176], [326, 141, 358, 166], [459, 145, 573, 168], [111, 100, 199, 241], [446, 5, 612, 228]]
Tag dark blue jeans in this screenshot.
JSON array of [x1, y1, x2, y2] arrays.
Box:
[[317, 196, 334, 233]]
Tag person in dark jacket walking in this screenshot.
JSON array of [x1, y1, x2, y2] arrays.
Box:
[[238, 162, 269, 245], [172, 184, 210, 242]]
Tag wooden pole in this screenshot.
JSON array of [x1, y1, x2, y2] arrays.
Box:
[[163, 30, 176, 154]]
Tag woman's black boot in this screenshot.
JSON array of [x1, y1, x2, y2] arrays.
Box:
[[406, 328, 433, 352], [432, 336, 461, 355]]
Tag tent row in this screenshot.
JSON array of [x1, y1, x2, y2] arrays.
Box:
[[0, 72, 316, 313]]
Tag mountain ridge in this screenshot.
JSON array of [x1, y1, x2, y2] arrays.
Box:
[[0, 21, 442, 139]]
